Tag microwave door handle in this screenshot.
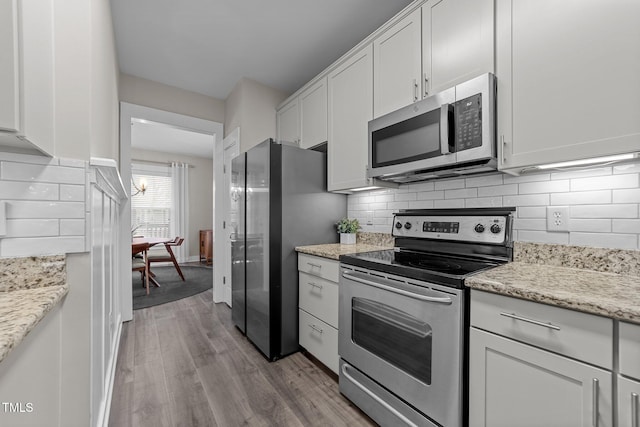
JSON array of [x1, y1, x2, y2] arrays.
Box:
[[440, 103, 452, 155]]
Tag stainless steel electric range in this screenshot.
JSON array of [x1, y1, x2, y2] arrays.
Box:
[[338, 207, 515, 427]]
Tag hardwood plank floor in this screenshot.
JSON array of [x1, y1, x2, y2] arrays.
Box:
[[108, 290, 376, 427]]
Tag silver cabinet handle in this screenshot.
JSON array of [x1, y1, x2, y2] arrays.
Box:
[[342, 271, 452, 304], [342, 364, 419, 427], [308, 324, 323, 334], [424, 74, 429, 97], [632, 392, 639, 427], [440, 103, 451, 155], [499, 312, 561, 331], [308, 282, 323, 290], [413, 79, 418, 102], [307, 262, 321, 269], [593, 378, 599, 427]]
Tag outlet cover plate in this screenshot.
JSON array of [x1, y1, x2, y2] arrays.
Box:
[[546, 206, 569, 232]]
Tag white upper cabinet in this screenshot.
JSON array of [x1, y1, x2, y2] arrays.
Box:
[[423, 0, 494, 95], [373, 8, 422, 118], [299, 77, 328, 149], [497, 0, 640, 173], [0, 0, 55, 156], [328, 45, 373, 192], [276, 97, 299, 146]]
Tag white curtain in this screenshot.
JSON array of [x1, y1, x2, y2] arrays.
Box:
[[171, 162, 189, 263]]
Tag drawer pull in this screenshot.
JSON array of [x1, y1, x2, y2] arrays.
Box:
[[632, 392, 639, 427], [308, 282, 323, 290], [499, 312, 561, 331], [307, 262, 322, 269], [593, 378, 599, 427], [308, 324, 323, 334]]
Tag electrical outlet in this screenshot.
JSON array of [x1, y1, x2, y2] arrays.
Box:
[[365, 211, 374, 226], [546, 206, 570, 232]]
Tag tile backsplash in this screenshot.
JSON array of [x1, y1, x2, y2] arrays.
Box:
[[348, 162, 640, 250], [0, 152, 88, 257]]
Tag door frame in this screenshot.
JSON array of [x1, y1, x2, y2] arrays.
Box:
[[119, 102, 223, 321]]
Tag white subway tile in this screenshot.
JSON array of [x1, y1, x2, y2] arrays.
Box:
[[613, 189, 640, 203], [373, 217, 391, 226], [434, 199, 465, 208], [0, 153, 58, 165], [569, 219, 612, 233], [60, 219, 85, 236], [612, 219, 640, 233], [1, 162, 85, 184], [570, 204, 638, 219], [60, 184, 85, 201], [445, 188, 477, 199], [369, 202, 387, 210], [374, 194, 395, 203], [0, 236, 85, 257], [406, 181, 435, 192], [0, 181, 59, 200], [374, 209, 394, 218], [434, 178, 465, 190], [550, 190, 612, 205], [477, 184, 518, 197], [613, 162, 640, 175], [517, 206, 547, 218], [570, 233, 638, 250], [6, 201, 85, 219], [571, 174, 639, 191], [465, 197, 502, 208], [416, 190, 445, 201], [519, 180, 569, 194], [518, 230, 569, 245], [513, 218, 547, 231], [395, 192, 417, 202], [408, 200, 435, 209], [503, 173, 551, 184], [348, 203, 370, 211], [58, 158, 87, 168], [550, 167, 611, 180], [465, 174, 504, 188], [359, 195, 376, 204], [372, 225, 391, 233], [5, 219, 59, 237], [503, 194, 550, 206], [387, 201, 409, 210]]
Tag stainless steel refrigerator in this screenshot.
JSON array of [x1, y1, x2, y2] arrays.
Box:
[[230, 139, 347, 360]]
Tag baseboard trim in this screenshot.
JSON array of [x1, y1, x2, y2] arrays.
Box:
[[98, 315, 123, 427]]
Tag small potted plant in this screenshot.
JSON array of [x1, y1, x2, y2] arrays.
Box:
[[337, 218, 360, 245]]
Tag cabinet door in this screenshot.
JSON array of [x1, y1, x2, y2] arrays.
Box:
[[497, 0, 640, 172], [423, 0, 494, 95], [469, 328, 612, 427], [373, 8, 422, 118], [618, 375, 640, 427], [0, 0, 20, 132], [327, 45, 373, 192], [276, 97, 299, 145], [299, 77, 328, 149]]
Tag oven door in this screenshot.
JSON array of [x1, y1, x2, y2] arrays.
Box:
[[339, 266, 464, 427]]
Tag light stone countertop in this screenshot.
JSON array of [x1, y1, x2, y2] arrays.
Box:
[[0, 256, 68, 363], [295, 243, 392, 261]]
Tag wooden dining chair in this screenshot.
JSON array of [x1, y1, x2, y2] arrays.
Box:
[[147, 236, 185, 281], [132, 242, 151, 295]]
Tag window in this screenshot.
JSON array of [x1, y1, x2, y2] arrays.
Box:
[[131, 163, 172, 238]]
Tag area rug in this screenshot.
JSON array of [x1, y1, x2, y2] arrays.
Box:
[[132, 265, 213, 310]]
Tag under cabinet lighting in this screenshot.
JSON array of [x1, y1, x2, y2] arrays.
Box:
[[536, 153, 636, 170]]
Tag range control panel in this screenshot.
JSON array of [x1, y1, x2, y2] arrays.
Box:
[[392, 214, 508, 244]]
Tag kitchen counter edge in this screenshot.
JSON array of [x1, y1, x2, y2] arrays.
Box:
[[295, 243, 393, 261]]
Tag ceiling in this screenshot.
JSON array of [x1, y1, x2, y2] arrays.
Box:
[[131, 119, 216, 159], [109, 0, 414, 100]]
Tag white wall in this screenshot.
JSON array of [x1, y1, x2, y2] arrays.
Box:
[[131, 148, 214, 260], [349, 163, 640, 250]]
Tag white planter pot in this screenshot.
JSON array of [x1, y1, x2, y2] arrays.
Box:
[[340, 233, 356, 245]]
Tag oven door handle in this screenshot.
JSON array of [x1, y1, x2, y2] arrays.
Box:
[[341, 364, 420, 427], [342, 272, 452, 305]]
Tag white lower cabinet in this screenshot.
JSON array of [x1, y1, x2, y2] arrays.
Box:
[[469, 290, 613, 427], [618, 375, 640, 427], [297, 254, 339, 374]]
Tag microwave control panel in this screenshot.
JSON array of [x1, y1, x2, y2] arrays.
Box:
[[455, 93, 482, 152]]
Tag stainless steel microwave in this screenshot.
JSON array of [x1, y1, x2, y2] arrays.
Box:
[[367, 73, 497, 183]]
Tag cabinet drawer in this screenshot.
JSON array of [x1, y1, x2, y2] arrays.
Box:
[[620, 321, 640, 380], [298, 253, 339, 283], [470, 290, 613, 369], [298, 272, 339, 328], [299, 309, 339, 374]]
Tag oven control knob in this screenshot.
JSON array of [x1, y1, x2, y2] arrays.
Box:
[[474, 224, 485, 233], [490, 224, 502, 234], [395, 221, 403, 229], [404, 222, 412, 230]]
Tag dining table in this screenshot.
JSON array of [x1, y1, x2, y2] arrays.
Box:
[[132, 237, 172, 287]]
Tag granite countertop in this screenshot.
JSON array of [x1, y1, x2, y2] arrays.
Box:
[[295, 243, 392, 260], [467, 242, 640, 324], [0, 256, 68, 363]]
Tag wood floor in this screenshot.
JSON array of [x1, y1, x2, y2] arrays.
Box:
[[108, 289, 376, 427]]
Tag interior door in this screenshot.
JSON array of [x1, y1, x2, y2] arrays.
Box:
[[221, 129, 239, 307]]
